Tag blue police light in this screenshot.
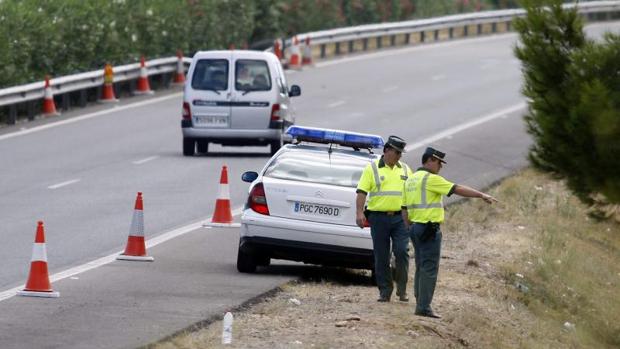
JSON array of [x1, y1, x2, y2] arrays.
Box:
[[286, 126, 384, 149]]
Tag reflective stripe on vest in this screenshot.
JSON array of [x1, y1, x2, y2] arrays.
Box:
[[368, 161, 408, 197], [405, 172, 443, 209]]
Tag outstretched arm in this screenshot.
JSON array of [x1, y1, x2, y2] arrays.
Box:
[[453, 184, 497, 204]]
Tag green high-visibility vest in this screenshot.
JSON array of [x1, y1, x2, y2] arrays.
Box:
[[404, 169, 455, 223], [357, 158, 411, 211]]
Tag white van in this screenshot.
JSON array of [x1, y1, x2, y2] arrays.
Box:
[[181, 50, 301, 156]]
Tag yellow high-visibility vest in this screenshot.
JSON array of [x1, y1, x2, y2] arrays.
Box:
[[404, 169, 455, 223], [356, 157, 411, 211]]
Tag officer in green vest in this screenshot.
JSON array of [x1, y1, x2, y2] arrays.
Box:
[[356, 136, 413, 302], [404, 147, 497, 318]]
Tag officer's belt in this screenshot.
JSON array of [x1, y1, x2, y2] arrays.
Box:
[[368, 211, 401, 216]]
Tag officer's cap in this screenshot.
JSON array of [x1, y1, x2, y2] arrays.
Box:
[[424, 147, 447, 163], [385, 135, 406, 153]]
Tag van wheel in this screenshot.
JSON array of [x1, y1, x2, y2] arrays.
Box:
[[183, 138, 195, 156], [237, 249, 257, 273], [197, 140, 209, 153], [270, 141, 281, 155], [256, 255, 270, 267]]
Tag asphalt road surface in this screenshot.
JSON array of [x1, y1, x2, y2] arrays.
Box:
[[0, 21, 618, 349]]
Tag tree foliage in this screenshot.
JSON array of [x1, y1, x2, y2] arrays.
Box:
[[514, 0, 620, 206]]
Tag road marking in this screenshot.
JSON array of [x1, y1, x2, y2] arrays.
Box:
[[404, 102, 527, 152], [327, 100, 346, 108], [133, 156, 159, 165], [382, 86, 398, 93], [431, 74, 446, 81], [0, 206, 244, 302], [0, 93, 182, 142], [48, 179, 80, 190]]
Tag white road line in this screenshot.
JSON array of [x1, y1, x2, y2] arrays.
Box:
[[431, 74, 446, 81], [0, 206, 244, 302], [48, 179, 81, 190], [327, 100, 346, 108], [0, 93, 182, 142], [404, 102, 527, 152], [382, 86, 398, 93], [133, 156, 159, 165]]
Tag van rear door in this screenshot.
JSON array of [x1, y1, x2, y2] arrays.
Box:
[[230, 58, 274, 130], [188, 52, 232, 129]]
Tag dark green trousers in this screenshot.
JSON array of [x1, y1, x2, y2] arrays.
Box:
[[368, 213, 409, 299], [410, 223, 442, 313]]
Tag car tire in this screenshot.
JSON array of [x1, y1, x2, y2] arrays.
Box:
[[197, 140, 209, 154], [237, 248, 257, 273], [183, 138, 195, 156], [270, 141, 281, 155], [256, 255, 270, 267]]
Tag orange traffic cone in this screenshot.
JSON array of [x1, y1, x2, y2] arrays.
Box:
[[42, 75, 60, 117], [302, 36, 313, 66], [288, 36, 301, 70], [274, 39, 283, 61], [117, 192, 154, 261], [172, 50, 186, 85], [100, 63, 119, 103], [17, 221, 60, 298], [204, 166, 240, 227], [135, 56, 154, 95]]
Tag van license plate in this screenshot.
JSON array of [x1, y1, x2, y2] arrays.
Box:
[[294, 202, 340, 217], [195, 115, 228, 127]]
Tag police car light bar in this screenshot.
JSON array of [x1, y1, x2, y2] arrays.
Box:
[[286, 126, 384, 149]]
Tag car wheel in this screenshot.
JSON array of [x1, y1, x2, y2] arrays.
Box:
[[237, 248, 257, 273], [183, 138, 195, 156], [270, 141, 281, 155], [197, 140, 209, 154]]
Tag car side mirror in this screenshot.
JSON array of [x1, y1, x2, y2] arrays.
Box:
[[241, 171, 259, 183], [288, 85, 301, 97]]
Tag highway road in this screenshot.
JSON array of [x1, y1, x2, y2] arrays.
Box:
[[1, 21, 618, 349]]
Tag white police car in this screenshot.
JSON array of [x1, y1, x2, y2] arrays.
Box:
[[237, 126, 383, 273]]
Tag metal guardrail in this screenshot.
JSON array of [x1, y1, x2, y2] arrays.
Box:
[[281, 1, 620, 59], [1, 1, 619, 125]]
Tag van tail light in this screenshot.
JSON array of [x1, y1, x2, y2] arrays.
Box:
[[248, 183, 270, 215], [182, 102, 191, 120], [270, 103, 281, 121]]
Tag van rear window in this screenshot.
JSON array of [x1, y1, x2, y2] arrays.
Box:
[[235, 60, 271, 92], [191, 59, 229, 91]]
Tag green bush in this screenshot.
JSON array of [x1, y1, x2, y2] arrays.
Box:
[[514, 0, 620, 207]]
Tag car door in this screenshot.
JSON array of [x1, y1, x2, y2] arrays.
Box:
[[230, 56, 273, 130], [188, 52, 232, 129]]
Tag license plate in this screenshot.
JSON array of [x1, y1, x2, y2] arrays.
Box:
[[195, 115, 228, 127], [294, 202, 340, 217]]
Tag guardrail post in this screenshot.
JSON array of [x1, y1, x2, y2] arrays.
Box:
[[377, 36, 382, 49], [405, 33, 410, 44], [434, 30, 439, 41], [390, 35, 396, 46], [27, 101, 35, 121], [449, 27, 454, 39], [477, 23, 483, 35], [492, 22, 497, 33], [335, 42, 341, 55], [320, 44, 326, 58], [61, 93, 69, 111], [363, 38, 368, 51], [79, 90, 87, 107], [8, 105, 17, 125], [421, 31, 426, 43], [464, 25, 469, 37]]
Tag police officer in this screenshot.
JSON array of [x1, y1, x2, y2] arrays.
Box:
[[404, 147, 497, 318], [356, 136, 412, 302]]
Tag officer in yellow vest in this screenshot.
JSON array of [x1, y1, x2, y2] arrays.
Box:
[[356, 136, 413, 302], [404, 147, 497, 318]]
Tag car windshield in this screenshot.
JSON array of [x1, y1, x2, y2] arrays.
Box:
[[263, 148, 372, 188], [191, 59, 229, 91], [235, 59, 271, 92]]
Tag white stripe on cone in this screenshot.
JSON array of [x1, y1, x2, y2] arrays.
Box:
[[31, 243, 47, 262]]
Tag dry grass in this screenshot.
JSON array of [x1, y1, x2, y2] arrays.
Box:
[[149, 169, 620, 349]]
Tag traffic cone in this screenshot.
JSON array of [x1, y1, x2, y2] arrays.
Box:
[[117, 192, 154, 261], [172, 50, 186, 86], [204, 166, 240, 228], [41, 75, 60, 117], [302, 36, 313, 66], [287, 36, 301, 70], [134, 56, 154, 95], [17, 221, 60, 298], [100, 63, 119, 103]]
